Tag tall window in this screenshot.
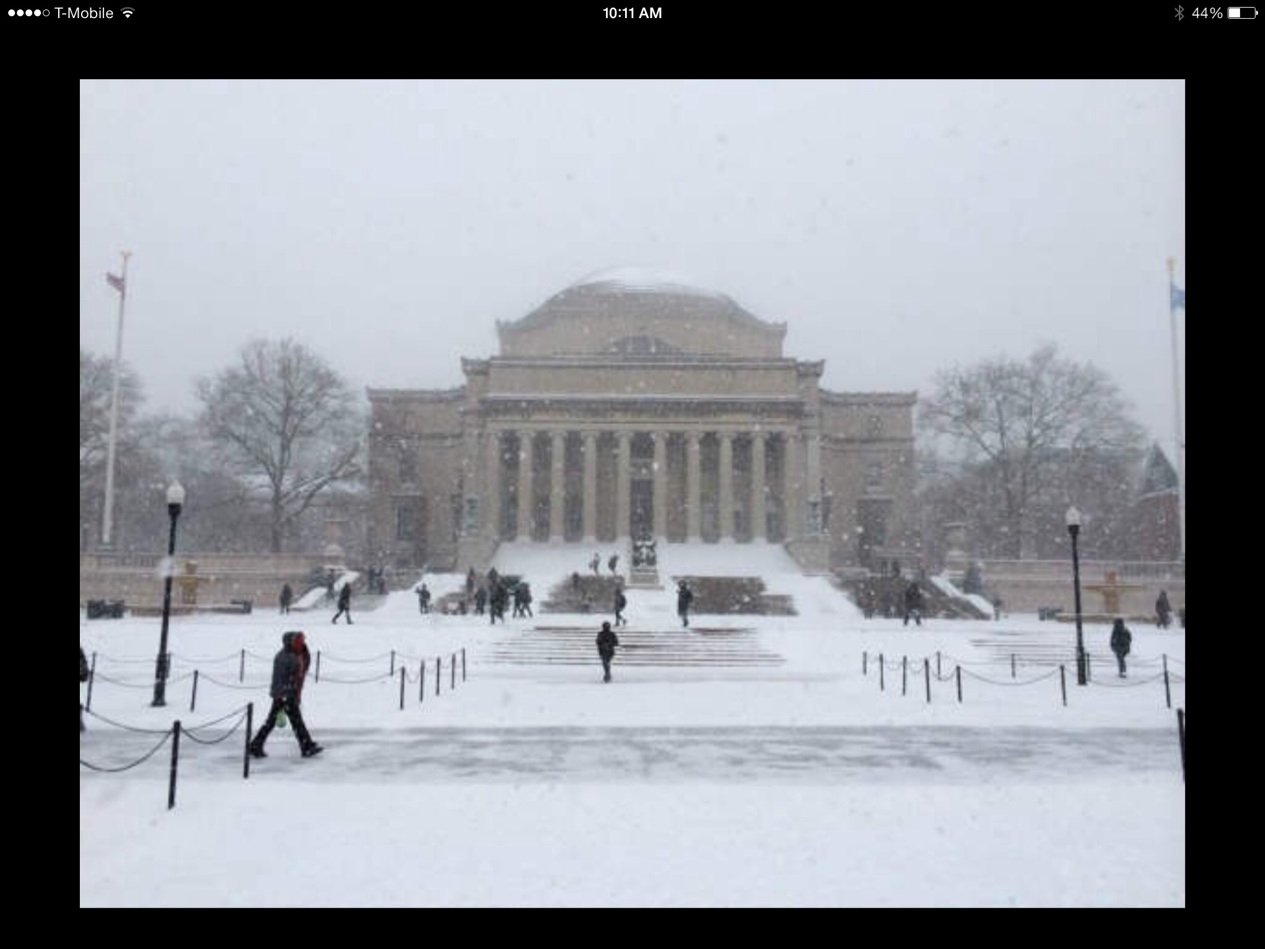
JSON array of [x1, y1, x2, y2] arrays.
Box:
[[398, 450, 417, 483], [395, 501, 421, 541], [865, 460, 884, 492]]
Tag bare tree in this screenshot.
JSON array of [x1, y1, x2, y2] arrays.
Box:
[[197, 339, 364, 553], [918, 343, 1145, 559]]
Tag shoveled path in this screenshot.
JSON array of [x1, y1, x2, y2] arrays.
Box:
[[81, 722, 1183, 787]]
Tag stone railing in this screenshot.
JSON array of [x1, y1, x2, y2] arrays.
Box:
[[976, 559, 1184, 621], [80, 551, 337, 611]]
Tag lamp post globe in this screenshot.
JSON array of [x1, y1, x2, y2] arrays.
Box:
[[151, 481, 185, 707], [1066, 506, 1087, 686]]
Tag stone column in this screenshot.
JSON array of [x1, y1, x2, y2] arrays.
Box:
[[652, 431, 667, 540], [516, 432, 534, 541], [616, 431, 632, 541], [484, 430, 502, 541], [750, 432, 766, 541], [806, 431, 822, 534], [784, 432, 802, 540], [718, 432, 734, 541], [686, 432, 702, 542], [549, 430, 566, 542], [582, 430, 598, 543]]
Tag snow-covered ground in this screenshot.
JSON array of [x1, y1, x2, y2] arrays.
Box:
[[80, 543, 1185, 907]]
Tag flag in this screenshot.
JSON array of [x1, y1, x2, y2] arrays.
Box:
[[106, 272, 125, 293], [1170, 282, 1185, 311]]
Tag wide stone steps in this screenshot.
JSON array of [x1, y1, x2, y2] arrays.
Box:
[[478, 625, 786, 667], [968, 631, 1132, 668]]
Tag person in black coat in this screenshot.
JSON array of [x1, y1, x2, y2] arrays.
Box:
[[417, 584, 431, 614], [1155, 590, 1173, 629], [250, 631, 322, 758], [1109, 618, 1132, 678], [332, 581, 353, 624], [903, 581, 924, 627], [80, 645, 90, 732], [613, 586, 628, 627], [596, 620, 620, 683], [279, 582, 293, 614], [676, 580, 694, 628]]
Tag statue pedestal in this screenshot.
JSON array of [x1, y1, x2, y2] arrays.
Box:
[[1082, 569, 1142, 617]]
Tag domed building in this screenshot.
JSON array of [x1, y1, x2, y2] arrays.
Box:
[[366, 268, 919, 574]]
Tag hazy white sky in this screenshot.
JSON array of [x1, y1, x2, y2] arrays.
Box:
[[79, 79, 1185, 448]]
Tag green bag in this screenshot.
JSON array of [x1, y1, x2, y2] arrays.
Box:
[[276, 708, 288, 729]]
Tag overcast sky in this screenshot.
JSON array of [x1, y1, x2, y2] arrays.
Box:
[[79, 79, 1185, 450]]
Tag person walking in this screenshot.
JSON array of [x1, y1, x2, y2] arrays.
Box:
[[613, 585, 628, 627], [676, 580, 694, 628], [1109, 617, 1133, 678], [80, 645, 90, 733], [903, 580, 923, 627], [417, 583, 431, 615], [1155, 590, 1173, 629], [332, 581, 353, 624], [608, 553, 619, 576], [519, 581, 533, 618], [596, 620, 619, 683], [859, 585, 876, 619], [249, 631, 323, 758], [489, 579, 508, 625], [589, 553, 601, 576], [279, 582, 293, 615]]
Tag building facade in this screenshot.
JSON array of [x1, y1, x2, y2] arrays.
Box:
[[366, 270, 919, 574]]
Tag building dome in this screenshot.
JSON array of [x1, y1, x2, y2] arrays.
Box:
[[500, 267, 784, 358]]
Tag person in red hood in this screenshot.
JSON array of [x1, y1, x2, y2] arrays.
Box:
[[249, 631, 322, 758]]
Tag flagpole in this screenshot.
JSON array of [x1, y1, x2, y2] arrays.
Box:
[[1167, 256, 1185, 563], [101, 250, 131, 550]]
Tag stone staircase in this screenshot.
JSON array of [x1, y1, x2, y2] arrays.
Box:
[[478, 624, 786, 668], [967, 628, 1127, 669]]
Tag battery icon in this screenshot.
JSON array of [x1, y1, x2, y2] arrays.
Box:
[[1229, 6, 1258, 16]]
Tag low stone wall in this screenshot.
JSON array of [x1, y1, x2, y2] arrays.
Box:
[[974, 560, 1184, 619], [79, 553, 335, 612]]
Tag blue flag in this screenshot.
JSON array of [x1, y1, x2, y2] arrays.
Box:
[[1171, 283, 1185, 310]]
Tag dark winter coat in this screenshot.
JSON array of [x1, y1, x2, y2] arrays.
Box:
[[80, 646, 90, 683], [614, 591, 627, 611], [271, 636, 306, 700], [1156, 592, 1172, 618], [1110, 620, 1132, 657], [677, 585, 694, 613], [338, 584, 351, 609], [596, 625, 619, 658], [904, 583, 923, 610]]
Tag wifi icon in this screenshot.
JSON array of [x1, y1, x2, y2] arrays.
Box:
[[121, 6, 134, 15]]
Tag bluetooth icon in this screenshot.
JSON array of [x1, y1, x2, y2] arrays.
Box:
[[1175, 5, 1184, 18]]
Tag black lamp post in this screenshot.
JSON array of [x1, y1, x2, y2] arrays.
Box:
[[1066, 505, 1087, 686], [151, 481, 185, 707]]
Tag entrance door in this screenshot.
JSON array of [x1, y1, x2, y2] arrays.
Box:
[[630, 479, 653, 539]]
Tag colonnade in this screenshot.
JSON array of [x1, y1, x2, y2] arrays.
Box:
[[478, 426, 817, 544]]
